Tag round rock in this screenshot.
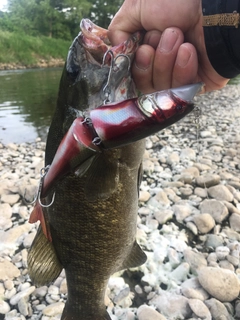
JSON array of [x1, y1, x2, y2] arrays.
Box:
[[137, 305, 167, 320], [193, 213, 215, 234], [197, 267, 240, 302]]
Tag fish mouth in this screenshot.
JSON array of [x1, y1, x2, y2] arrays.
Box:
[[79, 19, 141, 65]]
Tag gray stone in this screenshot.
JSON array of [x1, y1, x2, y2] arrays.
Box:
[[137, 305, 167, 320], [172, 205, 192, 222], [205, 298, 233, 320], [183, 249, 207, 275], [208, 185, 234, 202], [150, 292, 191, 319], [42, 301, 65, 316], [0, 259, 20, 281], [196, 174, 220, 188], [229, 213, 240, 232], [154, 210, 173, 224], [188, 298, 211, 320], [166, 152, 179, 166], [1, 194, 20, 205], [181, 278, 209, 301], [194, 187, 208, 198], [197, 267, 240, 302], [0, 300, 11, 314], [193, 213, 215, 234], [199, 199, 229, 223], [205, 234, 224, 248], [139, 191, 151, 202]]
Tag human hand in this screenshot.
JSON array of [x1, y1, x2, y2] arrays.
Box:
[[108, 0, 229, 93]]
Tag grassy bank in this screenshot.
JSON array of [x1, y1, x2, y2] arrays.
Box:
[[0, 30, 71, 68]]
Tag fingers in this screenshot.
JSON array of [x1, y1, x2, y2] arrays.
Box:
[[152, 28, 185, 90], [172, 43, 198, 88], [132, 28, 199, 93]]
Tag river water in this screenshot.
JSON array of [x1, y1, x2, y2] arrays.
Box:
[[0, 68, 239, 145], [0, 68, 62, 144]]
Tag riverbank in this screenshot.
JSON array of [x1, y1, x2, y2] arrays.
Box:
[[0, 30, 69, 70], [0, 58, 65, 71], [1, 85, 240, 319]]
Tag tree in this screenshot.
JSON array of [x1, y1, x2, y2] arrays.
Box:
[[89, 0, 123, 29], [3, 0, 123, 39]]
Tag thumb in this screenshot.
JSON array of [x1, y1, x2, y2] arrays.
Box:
[[108, 2, 142, 46]]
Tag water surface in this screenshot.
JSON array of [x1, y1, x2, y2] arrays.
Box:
[[0, 68, 62, 144]]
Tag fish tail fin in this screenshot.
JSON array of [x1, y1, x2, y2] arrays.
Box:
[[28, 226, 62, 286], [61, 306, 111, 320]]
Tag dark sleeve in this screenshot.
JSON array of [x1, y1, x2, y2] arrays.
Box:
[[202, 0, 240, 78]]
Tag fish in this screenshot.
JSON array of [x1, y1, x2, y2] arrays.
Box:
[[27, 19, 202, 320]]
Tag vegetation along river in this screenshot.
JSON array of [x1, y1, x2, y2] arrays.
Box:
[[0, 68, 62, 144]]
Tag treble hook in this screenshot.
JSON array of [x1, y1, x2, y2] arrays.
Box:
[[24, 165, 55, 208], [102, 50, 115, 103]]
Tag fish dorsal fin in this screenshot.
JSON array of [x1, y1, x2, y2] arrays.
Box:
[[119, 240, 147, 271], [28, 226, 63, 286], [84, 154, 119, 201]]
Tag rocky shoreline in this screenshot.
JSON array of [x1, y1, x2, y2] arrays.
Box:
[[0, 58, 64, 71], [1, 84, 240, 319]]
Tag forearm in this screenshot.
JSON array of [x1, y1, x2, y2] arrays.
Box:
[[202, 0, 240, 78]]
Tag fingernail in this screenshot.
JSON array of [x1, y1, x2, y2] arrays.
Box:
[[135, 51, 151, 71], [177, 45, 191, 67], [159, 29, 178, 53]]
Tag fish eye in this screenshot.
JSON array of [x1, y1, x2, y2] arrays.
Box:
[[176, 104, 183, 112]]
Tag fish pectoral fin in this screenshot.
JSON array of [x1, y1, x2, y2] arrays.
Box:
[[29, 202, 52, 242], [27, 226, 63, 286], [74, 154, 96, 178], [84, 154, 119, 201], [119, 240, 147, 271]]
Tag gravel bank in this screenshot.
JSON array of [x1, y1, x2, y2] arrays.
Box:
[[1, 84, 240, 320]]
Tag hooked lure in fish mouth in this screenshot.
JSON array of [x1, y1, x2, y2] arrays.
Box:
[[29, 82, 203, 241]]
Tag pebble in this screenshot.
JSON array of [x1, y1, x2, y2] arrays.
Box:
[[188, 298, 212, 320], [193, 213, 215, 234], [205, 298, 232, 320], [42, 301, 65, 316], [181, 278, 209, 300], [137, 305, 167, 320], [196, 174, 220, 188], [197, 267, 240, 302], [208, 185, 234, 202], [199, 199, 229, 223]]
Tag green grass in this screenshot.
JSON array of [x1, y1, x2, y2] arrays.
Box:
[[0, 30, 71, 65]]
